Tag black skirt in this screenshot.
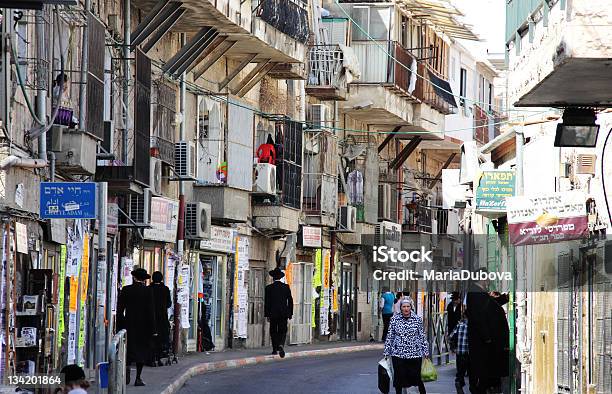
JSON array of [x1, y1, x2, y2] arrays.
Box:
[[391, 356, 423, 389]]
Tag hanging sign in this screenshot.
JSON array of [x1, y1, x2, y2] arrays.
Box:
[[15, 222, 28, 254], [143, 197, 179, 243], [475, 170, 515, 212], [233, 237, 249, 338], [301, 226, 322, 248], [40, 182, 97, 219], [200, 226, 236, 253], [507, 191, 588, 245]]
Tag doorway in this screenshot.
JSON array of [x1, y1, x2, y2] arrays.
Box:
[[339, 262, 357, 340], [289, 262, 314, 344], [246, 267, 265, 348]]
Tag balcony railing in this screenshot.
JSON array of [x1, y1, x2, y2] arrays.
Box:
[[474, 104, 503, 145], [352, 41, 418, 98], [402, 203, 433, 233], [254, 0, 309, 44], [415, 63, 456, 115], [303, 131, 338, 217], [306, 45, 347, 99]]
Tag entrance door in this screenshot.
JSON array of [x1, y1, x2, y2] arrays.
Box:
[[289, 263, 313, 344], [246, 268, 265, 348], [339, 263, 357, 340], [199, 255, 219, 350]]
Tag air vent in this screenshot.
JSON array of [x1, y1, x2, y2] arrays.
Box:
[[576, 154, 596, 175], [185, 202, 211, 239], [174, 140, 196, 178], [128, 189, 151, 226]]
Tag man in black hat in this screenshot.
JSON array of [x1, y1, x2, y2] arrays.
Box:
[[117, 268, 155, 386], [264, 267, 293, 358]]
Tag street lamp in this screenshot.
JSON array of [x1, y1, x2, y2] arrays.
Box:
[[553, 108, 600, 147]]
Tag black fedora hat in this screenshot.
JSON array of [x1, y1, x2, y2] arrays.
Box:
[[131, 268, 151, 281], [269, 267, 285, 280]]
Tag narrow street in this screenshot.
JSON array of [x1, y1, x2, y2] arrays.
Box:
[[179, 350, 456, 394]]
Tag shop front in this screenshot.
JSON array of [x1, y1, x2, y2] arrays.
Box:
[[185, 226, 236, 352]]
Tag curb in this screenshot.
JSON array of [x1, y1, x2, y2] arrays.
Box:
[[160, 344, 384, 394]]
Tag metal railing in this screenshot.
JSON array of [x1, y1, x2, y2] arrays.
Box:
[[403, 203, 433, 233], [474, 104, 503, 145], [302, 131, 338, 217], [415, 63, 455, 115], [352, 41, 418, 96], [306, 45, 346, 91], [107, 329, 127, 394]]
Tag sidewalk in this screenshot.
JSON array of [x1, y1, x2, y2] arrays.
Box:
[[126, 341, 384, 394]]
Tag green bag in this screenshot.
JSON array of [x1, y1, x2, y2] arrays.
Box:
[[421, 358, 438, 382]]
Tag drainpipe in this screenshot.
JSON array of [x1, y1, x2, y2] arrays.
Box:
[[35, 10, 47, 160], [47, 151, 55, 181], [122, 0, 130, 164], [78, 0, 91, 130], [174, 33, 187, 355], [0, 156, 47, 170]]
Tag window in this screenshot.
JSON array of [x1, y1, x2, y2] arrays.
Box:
[[351, 6, 390, 41], [451, 57, 456, 81], [459, 68, 467, 107], [488, 82, 493, 112]]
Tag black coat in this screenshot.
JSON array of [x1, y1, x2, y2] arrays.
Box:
[[117, 282, 155, 363], [264, 281, 293, 320], [150, 283, 172, 341], [446, 302, 461, 334], [466, 284, 510, 381]]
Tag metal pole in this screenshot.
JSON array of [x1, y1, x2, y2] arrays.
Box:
[[173, 33, 187, 355], [78, 0, 91, 130], [2, 9, 12, 149], [35, 9, 47, 160], [122, 0, 130, 164], [93, 182, 108, 365]]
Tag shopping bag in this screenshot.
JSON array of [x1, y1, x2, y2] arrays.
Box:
[[420, 358, 438, 382], [378, 357, 393, 393]]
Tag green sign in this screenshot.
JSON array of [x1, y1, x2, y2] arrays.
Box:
[[475, 170, 515, 212]]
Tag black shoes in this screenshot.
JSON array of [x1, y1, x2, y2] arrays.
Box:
[[135, 378, 146, 387], [455, 382, 464, 394], [126, 368, 131, 385], [278, 346, 285, 358], [271, 350, 278, 355]]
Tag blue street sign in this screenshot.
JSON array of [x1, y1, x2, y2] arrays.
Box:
[[40, 182, 97, 219]]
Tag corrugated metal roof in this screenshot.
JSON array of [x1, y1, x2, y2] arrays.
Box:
[[398, 0, 479, 41]]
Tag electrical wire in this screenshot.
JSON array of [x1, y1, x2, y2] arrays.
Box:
[[151, 61, 549, 136]]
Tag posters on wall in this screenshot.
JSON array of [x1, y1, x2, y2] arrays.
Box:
[[233, 237, 249, 338], [319, 249, 331, 335], [506, 191, 588, 245], [56, 246, 67, 357], [67, 313, 77, 364], [14, 222, 27, 254], [178, 264, 191, 329], [121, 257, 134, 287]]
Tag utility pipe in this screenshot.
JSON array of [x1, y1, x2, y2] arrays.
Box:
[[35, 10, 47, 160], [0, 156, 48, 170], [47, 151, 56, 182], [122, 0, 130, 164]]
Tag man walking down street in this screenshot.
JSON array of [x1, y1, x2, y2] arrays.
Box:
[[449, 310, 472, 394], [380, 287, 395, 341], [264, 267, 293, 358], [117, 268, 155, 386], [466, 269, 510, 394]]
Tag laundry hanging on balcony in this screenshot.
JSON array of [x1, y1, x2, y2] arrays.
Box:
[[428, 70, 458, 108], [339, 45, 361, 84]]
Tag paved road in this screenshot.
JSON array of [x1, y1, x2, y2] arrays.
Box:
[[179, 350, 457, 394]]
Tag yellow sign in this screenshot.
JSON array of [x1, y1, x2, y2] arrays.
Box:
[[69, 276, 79, 313], [80, 234, 89, 303], [332, 288, 338, 312], [285, 263, 293, 287], [323, 250, 331, 289]]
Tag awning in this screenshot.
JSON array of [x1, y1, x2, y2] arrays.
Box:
[[428, 70, 457, 108], [398, 0, 479, 41]]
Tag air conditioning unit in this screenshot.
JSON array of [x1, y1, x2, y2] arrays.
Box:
[[253, 163, 277, 194], [174, 140, 196, 179], [338, 205, 357, 232], [378, 184, 392, 220], [128, 189, 151, 226], [185, 202, 211, 239], [307, 104, 327, 131], [150, 157, 162, 195], [576, 154, 596, 175]]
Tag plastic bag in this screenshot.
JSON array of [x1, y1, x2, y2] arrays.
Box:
[[421, 358, 438, 382], [378, 357, 394, 393]]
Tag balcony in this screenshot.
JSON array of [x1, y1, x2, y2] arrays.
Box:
[[402, 203, 432, 234], [132, 0, 308, 83], [415, 63, 457, 115], [473, 105, 503, 146], [305, 45, 349, 101], [302, 131, 338, 227]]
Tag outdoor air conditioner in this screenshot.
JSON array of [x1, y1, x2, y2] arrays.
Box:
[[338, 205, 357, 232], [576, 154, 596, 175], [185, 202, 211, 239], [128, 189, 151, 226], [378, 184, 392, 220], [174, 140, 196, 179], [150, 157, 163, 195], [307, 104, 327, 131], [253, 163, 277, 194]]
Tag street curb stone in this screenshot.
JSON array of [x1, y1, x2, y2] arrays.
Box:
[[160, 344, 384, 394]]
